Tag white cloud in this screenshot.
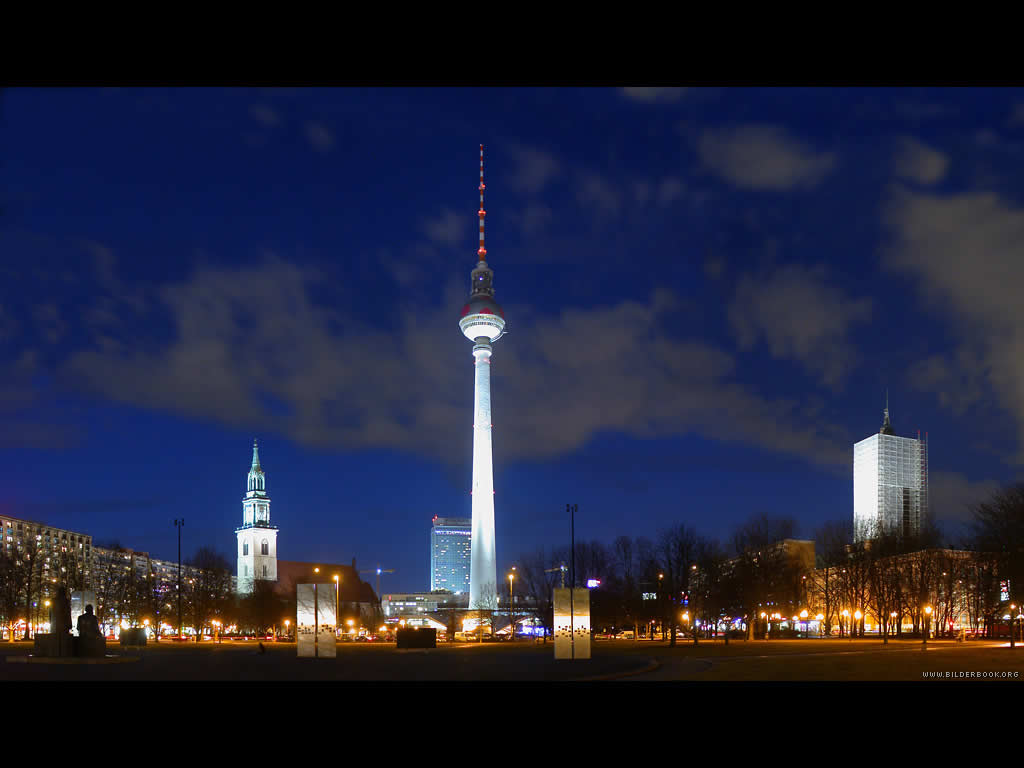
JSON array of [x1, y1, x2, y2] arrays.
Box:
[[697, 124, 837, 190], [929, 470, 1002, 526], [305, 121, 334, 152], [576, 171, 621, 216], [657, 178, 684, 206], [506, 144, 560, 194], [249, 104, 279, 126], [34, 303, 64, 344], [64, 259, 851, 469], [885, 187, 1024, 462], [894, 137, 949, 185], [728, 264, 872, 388], [421, 208, 467, 247]]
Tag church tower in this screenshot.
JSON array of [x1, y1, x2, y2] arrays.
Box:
[[236, 438, 278, 594]]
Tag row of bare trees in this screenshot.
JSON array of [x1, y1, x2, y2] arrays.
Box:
[[0, 539, 242, 640], [0, 536, 91, 639], [512, 482, 1024, 642], [514, 516, 808, 645]]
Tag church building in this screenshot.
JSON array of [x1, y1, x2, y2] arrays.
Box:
[[236, 439, 278, 594]]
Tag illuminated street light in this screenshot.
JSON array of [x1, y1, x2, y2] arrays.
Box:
[[923, 605, 932, 646]]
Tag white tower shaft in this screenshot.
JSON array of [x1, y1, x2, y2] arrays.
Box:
[[470, 341, 497, 610]]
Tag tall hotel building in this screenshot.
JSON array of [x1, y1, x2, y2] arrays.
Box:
[[430, 516, 471, 593], [853, 400, 929, 542]]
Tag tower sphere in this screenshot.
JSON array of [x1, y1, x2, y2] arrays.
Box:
[[459, 292, 505, 342]]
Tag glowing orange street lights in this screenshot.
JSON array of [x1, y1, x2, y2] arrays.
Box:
[[923, 605, 933, 646]]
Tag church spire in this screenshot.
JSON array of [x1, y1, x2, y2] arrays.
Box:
[[880, 391, 894, 435], [251, 438, 261, 470]]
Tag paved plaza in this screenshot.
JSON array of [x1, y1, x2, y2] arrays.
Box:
[[2, 638, 1022, 681]]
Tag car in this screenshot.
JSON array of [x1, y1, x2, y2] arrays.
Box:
[[615, 631, 635, 640]]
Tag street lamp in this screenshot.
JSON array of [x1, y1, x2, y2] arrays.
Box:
[[923, 605, 932, 646], [658, 573, 664, 640], [508, 571, 515, 641], [841, 608, 849, 639], [799, 609, 808, 639]]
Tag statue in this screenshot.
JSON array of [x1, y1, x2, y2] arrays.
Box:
[[75, 604, 105, 657], [76, 604, 101, 638]]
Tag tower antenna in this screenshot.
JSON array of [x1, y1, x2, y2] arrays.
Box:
[[478, 144, 486, 262]]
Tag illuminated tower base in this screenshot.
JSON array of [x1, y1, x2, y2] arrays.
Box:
[[470, 340, 497, 610]]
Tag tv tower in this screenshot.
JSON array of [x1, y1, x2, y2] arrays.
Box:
[[459, 145, 506, 610]]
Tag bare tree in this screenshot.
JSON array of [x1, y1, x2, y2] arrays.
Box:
[[655, 524, 703, 646], [0, 548, 24, 640], [812, 519, 851, 636], [730, 515, 803, 640], [185, 547, 232, 641], [516, 547, 566, 642], [970, 483, 1024, 622], [690, 537, 727, 645], [865, 534, 903, 643], [240, 578, 285, 636]]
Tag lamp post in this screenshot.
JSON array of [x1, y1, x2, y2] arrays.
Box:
[[1011, 604, 1017, 649], [854, 609, 862, 640], [841, 609, 849, 639], [174, 518, 184, 639], [799, 609, 808, 639], [923, 605, 932, 647], [508, 570, 515, 641], [658, 573, 664, 641]]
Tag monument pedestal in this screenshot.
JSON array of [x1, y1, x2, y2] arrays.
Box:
[[553, 587, 591, 660]]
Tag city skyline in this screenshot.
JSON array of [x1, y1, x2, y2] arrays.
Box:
[[3, 87, 1024, 593]]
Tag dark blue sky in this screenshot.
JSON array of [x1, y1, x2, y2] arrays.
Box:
[[3, 86, 1023, 592]]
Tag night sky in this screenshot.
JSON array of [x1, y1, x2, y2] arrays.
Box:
[[3, 86, 1023, 592]]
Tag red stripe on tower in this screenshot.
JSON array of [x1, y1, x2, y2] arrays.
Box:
[[478, 144, 487, 260]]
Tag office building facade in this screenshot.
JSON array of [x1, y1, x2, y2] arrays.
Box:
[[853, 402, 928, 542], [430, 516, 471, 593]]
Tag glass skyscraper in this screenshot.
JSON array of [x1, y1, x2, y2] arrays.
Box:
[[430, 517, 471, 593], [853, 403, 928, 542]]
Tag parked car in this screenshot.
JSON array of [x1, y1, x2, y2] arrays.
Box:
[[615, 630, 635, 640]]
